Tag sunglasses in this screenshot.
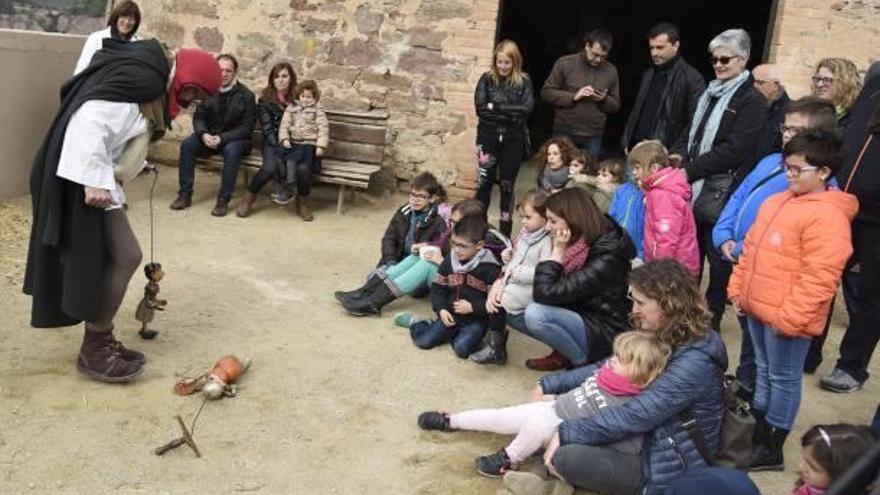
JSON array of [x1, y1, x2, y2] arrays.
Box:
[[709, 55, 740, 66]]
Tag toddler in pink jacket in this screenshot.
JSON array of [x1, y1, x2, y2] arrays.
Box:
[[629, 140, 699, 275]]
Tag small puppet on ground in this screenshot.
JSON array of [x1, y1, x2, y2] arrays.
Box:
[[135, 262, 166, 340]]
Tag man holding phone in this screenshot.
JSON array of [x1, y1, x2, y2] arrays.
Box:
[[541, 28, 621, 159]]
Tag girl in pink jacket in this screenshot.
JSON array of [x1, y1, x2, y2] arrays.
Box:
[[629, 140, 699, 275]]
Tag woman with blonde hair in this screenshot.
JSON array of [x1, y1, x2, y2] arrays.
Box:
[[474, 39, 535, 237], [811, 57, 862, 129]]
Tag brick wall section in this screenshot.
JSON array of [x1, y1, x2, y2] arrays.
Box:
[[141, 0, 500, 199], [769, 0, 880, 98]]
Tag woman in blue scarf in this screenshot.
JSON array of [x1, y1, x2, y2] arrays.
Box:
[[673, 28, 765, 332]]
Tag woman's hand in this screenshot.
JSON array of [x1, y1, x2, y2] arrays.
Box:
[[543, 432, 563, 479], [84, 186, 114, 208], [552, 228, 571, 260]]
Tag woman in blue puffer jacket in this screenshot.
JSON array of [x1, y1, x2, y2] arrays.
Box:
[[532, 259, 727, 495]]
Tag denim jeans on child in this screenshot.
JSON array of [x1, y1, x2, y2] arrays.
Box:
[[747, 316, 812, 430], [410, 318, 487, 358], [523, 303, 589, 365], [384, 255, 440, 295]]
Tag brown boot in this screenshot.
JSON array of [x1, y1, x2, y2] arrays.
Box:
[[169, 193, 192, 210], [525, 350, 571, 372], [236, 191, 256, 218], [77, 328, 145, 383], [296, 195, 314, 221]]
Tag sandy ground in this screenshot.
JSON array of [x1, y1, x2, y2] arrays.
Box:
[[0, 166, 877, 495]]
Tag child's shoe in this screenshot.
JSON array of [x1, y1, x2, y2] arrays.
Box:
[[394, 312, 414, 328], [273, 189, 295, 205], [475, 448, 513, 478], [417, 411, 450, 431]]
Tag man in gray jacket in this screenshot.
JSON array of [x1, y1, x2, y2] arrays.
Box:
[[542, 29, 621, 159]]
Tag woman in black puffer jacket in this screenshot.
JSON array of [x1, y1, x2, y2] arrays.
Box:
[[474, 39, 534, 237], [236, 62, 297, 217], [520, 188, 636, 371]]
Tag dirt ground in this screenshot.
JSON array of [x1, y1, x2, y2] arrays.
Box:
[[0, 166, 877, 495]]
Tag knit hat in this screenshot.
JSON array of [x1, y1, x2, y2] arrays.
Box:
[[168, 48, 222, 119]]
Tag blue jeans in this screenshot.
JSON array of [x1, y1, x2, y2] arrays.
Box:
[[748, 317, 812, 430], [410, 318, 487, 358], [554, 130, 602, 159], [178, 134, 252, 202], [523, 303, 589, 365], [735, 314, 756, 393]]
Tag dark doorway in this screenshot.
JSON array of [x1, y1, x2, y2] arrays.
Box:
[[497, 0, 776, 157]]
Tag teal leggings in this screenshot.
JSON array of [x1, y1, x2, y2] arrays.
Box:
[[385, 255, 439, 295]]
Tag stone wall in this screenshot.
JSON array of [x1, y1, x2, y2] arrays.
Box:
[[140, 0, 499, 198], [769, 0, 880, 97]]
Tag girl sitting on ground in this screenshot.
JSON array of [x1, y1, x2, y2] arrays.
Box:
[[568, 157, 625, 214], [536, 137, 577, 194], [470, 189, 553, 365], [418, 331, 671, 478], [629, 140, 699, 276], [346, 197, 511, 319], [276, 80, 329, 221]]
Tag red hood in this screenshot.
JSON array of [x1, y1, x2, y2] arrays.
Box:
[[168, 48, 222, 119], [643, 167, 692, 201]]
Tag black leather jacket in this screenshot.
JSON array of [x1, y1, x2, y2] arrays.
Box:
[[257, 98, 285, 148], [474, 72, 535, 127]]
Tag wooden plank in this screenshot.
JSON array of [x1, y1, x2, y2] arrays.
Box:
[[325, 141, 384, 164], [314, 175, 370, 188], [328, 122, 386, 145], [327, 113, 389, 126], [319, 169, 375, 181], [320, 160, 381, 173]]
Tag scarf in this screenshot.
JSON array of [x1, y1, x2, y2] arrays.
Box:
[[687, 70, 750, 157], [792, 483, 824, 495], [515, 225, 548, 249], [542, 165, 570, 190], [561, 237, 589, 274], [452, 248, 496, 274], [404, 205, 433, 253], [168, 48, 223, 119], [276, 91, 289, 105], [595, 362, 642, 396]]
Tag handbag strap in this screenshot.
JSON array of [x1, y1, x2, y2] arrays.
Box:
[[679, 409, 715, 464], [750, 167, 785, 194]]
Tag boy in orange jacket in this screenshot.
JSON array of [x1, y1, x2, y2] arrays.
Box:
[[728, 128, 858, 472]]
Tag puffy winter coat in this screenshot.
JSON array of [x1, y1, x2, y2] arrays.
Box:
[[642, 167, 699, 275], [379, 204, 448, 267], [712, 153, 787, 260], [500, 229, 553, 314], [532, 219, 635, 361], [279, 101, 329, 148], [728, 190, 858, 337], [542, 330, 727, 494], [609, 182, 645, 259]]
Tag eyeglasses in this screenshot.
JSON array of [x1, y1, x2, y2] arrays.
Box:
[[450, 240, 476, 250], [782, 163, 819, 177], [811, 76, 834, 86], [778, 124, 807, 135], [709, 55, 740, 66], [409, 191, 431, 200]]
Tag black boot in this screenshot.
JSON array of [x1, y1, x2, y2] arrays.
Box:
[[342, 280, 397, 316], [469, 330, 508, 365], [334, 274, 383, 305], [750, 423, 789, 472]]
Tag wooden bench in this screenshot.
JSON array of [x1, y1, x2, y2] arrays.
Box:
[[196, 109, 388, 214]]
